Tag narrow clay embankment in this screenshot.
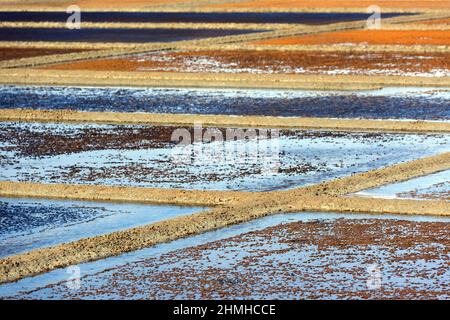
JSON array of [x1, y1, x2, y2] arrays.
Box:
[[1, 109, 449, 133], [2, 69, 450, 90], [12, 218, 450, 299]]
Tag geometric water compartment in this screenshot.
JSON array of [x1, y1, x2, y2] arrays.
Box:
[[1, 212, 449, 299], [1, 122, 449, 191], [0, 28, 264, 43], [0, 197, 204, 258], [1, 86, 449, 121], [354, 169, 450, 201]]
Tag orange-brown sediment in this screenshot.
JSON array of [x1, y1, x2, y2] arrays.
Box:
[[0, 47, 89, 61], [45, 50, 450, 77], [210, 0, 450, 10], [253, 30, 450, 46]]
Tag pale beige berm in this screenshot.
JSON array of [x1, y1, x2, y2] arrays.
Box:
[[1, 109, 450, 133]]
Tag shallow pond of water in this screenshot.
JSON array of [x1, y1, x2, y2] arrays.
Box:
[[1, 122, 448, 191], [1, 211, 449, 299], [355, 169, 450, 201], [0, 197, 204, 258], [1, 86, 448, 121]]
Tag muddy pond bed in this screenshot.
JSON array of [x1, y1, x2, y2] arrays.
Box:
[[1, 86, 449, 121], [0, 122, 449, 191], [47, 50, 450, 77], [2, 212, 449, 300], [254, 29, 450, 46]]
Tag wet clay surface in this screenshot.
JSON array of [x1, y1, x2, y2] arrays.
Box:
[[46, 50, 450, 77], [1, 122, 449, 191], [0, 47, 89, 61], [0, 28, 264, 43], [12, 218, 449, 299], [253, 30, 450, 46], [1, 86, 449, 121], [0, 122, 178, 157], [398, 182, 450, 201]]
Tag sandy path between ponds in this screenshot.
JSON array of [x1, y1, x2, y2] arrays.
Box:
[[1, 109, 450, 133], [2, 69, 450, 90], [0, 181, 242, 207]]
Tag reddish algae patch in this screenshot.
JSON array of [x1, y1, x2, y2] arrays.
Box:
[[45, 50, 450, 77], [253, 30, 450, 46]]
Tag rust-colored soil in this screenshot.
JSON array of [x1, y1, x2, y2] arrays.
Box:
[[45, 50, 450, 77], [253, 30, 450, 46], [0, 47, 88, 62], [2, 109, 450, 133], [211, 0, 450, 10]]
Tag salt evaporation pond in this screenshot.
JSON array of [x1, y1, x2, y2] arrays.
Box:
[[355, 169, 450, 201], [0, 28, 263, 43], [1, 122, 449, 191], [1, 212, 449, 300], [0, 197, 204, 258], [1, 86, 448, 121]]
